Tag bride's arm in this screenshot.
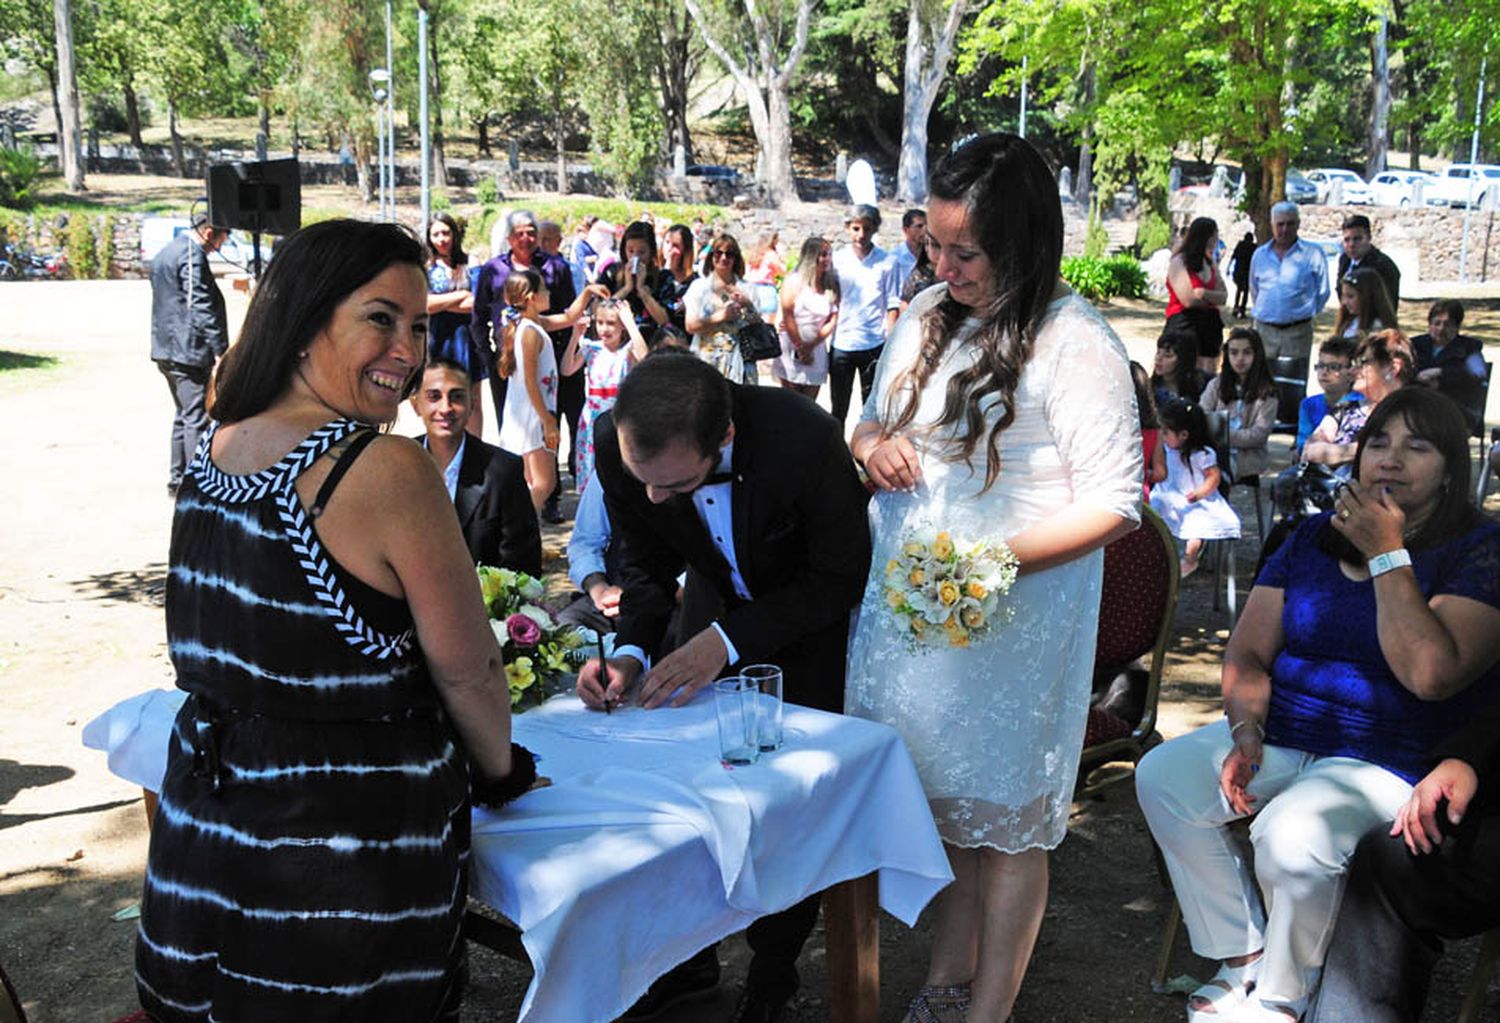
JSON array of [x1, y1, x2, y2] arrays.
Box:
[[1009, 318, 1144, 574]]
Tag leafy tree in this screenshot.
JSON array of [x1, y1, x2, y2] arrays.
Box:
[[76, 0, 149, 146], [685, 0, 817, 205], [895, 0, 971, 203], [137, 0, 236, 175]]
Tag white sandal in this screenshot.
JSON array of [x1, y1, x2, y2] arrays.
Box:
[[1185, 957, 1260, 1022]]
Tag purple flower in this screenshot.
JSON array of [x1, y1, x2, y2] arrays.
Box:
[[506, 613, 543, 647]]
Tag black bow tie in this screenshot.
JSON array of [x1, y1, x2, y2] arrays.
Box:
[[701, 472, 735, 487]]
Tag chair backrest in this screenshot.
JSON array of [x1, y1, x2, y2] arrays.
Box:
[[1468, 360, 1493, 441], [1269, 355, 1310, 435], [1202, 409, 1237, 489], [1093, 505, 1181, 742]]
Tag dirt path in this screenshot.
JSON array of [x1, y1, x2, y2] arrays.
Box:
[[0, 280, 1492, 1022]]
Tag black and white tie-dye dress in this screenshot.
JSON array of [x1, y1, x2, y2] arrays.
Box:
[[136, 418, 471, 1022]]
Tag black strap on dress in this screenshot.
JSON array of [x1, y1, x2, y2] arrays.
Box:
[[309, 429, 379, 518]]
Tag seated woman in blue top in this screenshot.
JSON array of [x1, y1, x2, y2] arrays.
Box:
[[1136, 386, 1500, 1023]]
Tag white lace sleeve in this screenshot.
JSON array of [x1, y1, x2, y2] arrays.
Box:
[[1040, 298, 1144, 522]]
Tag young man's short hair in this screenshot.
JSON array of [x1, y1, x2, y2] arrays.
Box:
[[1317, 336, 1358, 362], [613, 349, 731, 461], [1340, 214, 1372, 235], [1427, 298, 1465, 328], [901, 208, 926, 228], [423, 357, 472, 385]]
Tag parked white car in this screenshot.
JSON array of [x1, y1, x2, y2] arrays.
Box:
[[1368, 169, 1436, 207], [1424, 164, 1500, 209], [1304, 168, 1373, 205]]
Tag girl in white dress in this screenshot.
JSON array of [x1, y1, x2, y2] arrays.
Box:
[[497, 268, 560, 514], [769, 235, 839, 398], [1149, 398, 1242, 577], [846, 133, 1143, 1023]]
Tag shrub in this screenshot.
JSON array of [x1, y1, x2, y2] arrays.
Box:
[[475, 176, 499, 206], [0, 145, 44, 209], [1061, 254, 1147, 302], [1082, 215, 1110, 259], [1136, 212, 1172, 256], [63, 213, 112, 279], [430, 189, 452, 212], [1102, 254, 1147, 299]]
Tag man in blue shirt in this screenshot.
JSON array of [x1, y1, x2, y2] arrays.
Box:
[[1250, 201, 1331, 360]]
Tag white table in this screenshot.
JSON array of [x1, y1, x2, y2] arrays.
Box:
[[85, 689, 953, 1023]]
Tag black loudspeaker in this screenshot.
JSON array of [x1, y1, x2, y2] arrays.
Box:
[[206, 158, 302, 236]]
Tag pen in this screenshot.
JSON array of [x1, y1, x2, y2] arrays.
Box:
[[597, 632, 611, 714]]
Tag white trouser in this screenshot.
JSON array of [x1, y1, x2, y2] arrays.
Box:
[[1135, 720, 1412, 1010]]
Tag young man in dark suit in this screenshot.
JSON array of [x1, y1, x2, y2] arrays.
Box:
[[578, 350, 872, 1023], [1336, 213, 1401, 307], [411, 359, 541, 575]]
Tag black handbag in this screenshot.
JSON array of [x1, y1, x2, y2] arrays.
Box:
[[736, 319, 782, 362]]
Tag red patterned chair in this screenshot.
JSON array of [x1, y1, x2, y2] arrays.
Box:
[[1078, 505, 1179, 790]]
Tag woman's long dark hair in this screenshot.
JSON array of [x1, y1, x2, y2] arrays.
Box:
[[426, 211, 467, 268], [1218, 326, 1275, 402], [1179, 216, 1218, 275], [212, 219, 426, 422], [665, 223, 696, 279], [1320, 387, 1479, 564], [882, 132, 1064, 493], [1152, 327, 1204, 399]]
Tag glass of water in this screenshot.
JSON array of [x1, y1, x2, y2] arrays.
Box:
[[713, 677, 759, 766], [741, 664, 783, 752]]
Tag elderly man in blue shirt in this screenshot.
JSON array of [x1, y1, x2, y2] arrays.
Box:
[[1250, 201, 1331, 361]]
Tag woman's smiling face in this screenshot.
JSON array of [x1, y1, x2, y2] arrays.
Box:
[[299, 263, 429, 424]]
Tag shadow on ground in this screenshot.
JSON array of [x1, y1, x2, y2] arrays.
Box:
[[69, 564, 167, 607]]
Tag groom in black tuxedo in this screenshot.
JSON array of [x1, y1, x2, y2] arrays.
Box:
[[578, 349, 872, 1022]]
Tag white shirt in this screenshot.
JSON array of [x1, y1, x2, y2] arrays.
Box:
[[422, 435, 466, 504], [832, 244, 901, 352], [893, 243, 919, 294]]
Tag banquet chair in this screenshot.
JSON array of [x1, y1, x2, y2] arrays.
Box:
[[1077, 505, 1179, 792]]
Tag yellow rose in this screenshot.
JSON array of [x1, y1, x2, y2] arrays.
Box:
[[910, 617, 927, 636], [937, 580, 961, 606], [885, 558, 900, 576], [902, 541, 927, 559], [943, 613, 959, 631], [885, 587, 905, 609], [961, 607, 985, 629], [908, 567, 927, 587], [965, 580, 988, 600], [948, 630, 970, 648], [932, 532, 955, 560]]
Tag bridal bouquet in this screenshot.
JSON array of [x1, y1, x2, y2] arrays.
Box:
[[882, 529, 1019, 651], [476, 565, 587, 709]]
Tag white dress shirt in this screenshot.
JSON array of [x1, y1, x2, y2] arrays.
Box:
[[422, 435, 466, 504]]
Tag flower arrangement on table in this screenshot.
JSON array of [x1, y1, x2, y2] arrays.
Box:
[[882, 529, 1019, 651], [476, 565, 605, 709]]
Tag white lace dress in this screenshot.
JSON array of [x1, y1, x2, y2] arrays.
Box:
[[845, 285, 1143, 851]]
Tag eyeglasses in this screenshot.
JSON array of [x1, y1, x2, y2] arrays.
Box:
[[1314, 362, 1351, 372], [712, 251, 736, 261], [1351, 357, 1373, 368]]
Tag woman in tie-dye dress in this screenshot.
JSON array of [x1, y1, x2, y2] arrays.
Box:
[[135, 220, 526, 1022]]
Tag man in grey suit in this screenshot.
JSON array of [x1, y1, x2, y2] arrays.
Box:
[[151, 213, 228, 496]]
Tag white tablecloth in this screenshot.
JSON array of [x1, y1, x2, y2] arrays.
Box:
[[84, 688, 954, 1023]]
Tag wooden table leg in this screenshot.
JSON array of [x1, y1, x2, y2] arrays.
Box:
[[824, 872, 879, 1023], [142, 789, 159, 832]]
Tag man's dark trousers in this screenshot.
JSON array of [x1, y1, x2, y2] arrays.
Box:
[[157, 361, 212, 489]]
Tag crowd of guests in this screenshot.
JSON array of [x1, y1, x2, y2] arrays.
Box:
[[138, 135, 1497, 1023]]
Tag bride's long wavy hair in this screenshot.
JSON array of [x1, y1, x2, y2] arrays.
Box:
[[882, 133, 1063, 492]]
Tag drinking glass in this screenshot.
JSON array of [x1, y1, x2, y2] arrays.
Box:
[[741, 664, 784, 752], [713, 677, 759, 766]]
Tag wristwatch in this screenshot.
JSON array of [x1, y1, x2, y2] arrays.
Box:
[[1367, 548, 1412, 577]]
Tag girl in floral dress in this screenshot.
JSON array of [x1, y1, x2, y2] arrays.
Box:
[[561, 299, 648, 495]]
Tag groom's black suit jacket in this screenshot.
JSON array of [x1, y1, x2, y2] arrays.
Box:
[[593, 384, 872, 711]]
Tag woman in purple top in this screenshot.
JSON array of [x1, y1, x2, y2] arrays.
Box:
[[1136, 387, 1500, 1023]]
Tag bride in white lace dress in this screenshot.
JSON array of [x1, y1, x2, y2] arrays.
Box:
[[846, 133, 1143, 1023]]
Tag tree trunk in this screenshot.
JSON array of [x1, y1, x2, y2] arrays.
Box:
[[429, 17, 448, 188], [1366, 12, 1390, 178], [476, 115, 490, 157], [1073, 63, 1096, 208], [554, 106, 569, 194], [53, 0, 86, 192], [356, 134, 373, 203], [168, 100, 185, 178], [258, 92, 272, 144], [896, 0, 967, 205], [122, 75, 144, 148], [765, 80, 796, 204], [654, 0, 696, 165]]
